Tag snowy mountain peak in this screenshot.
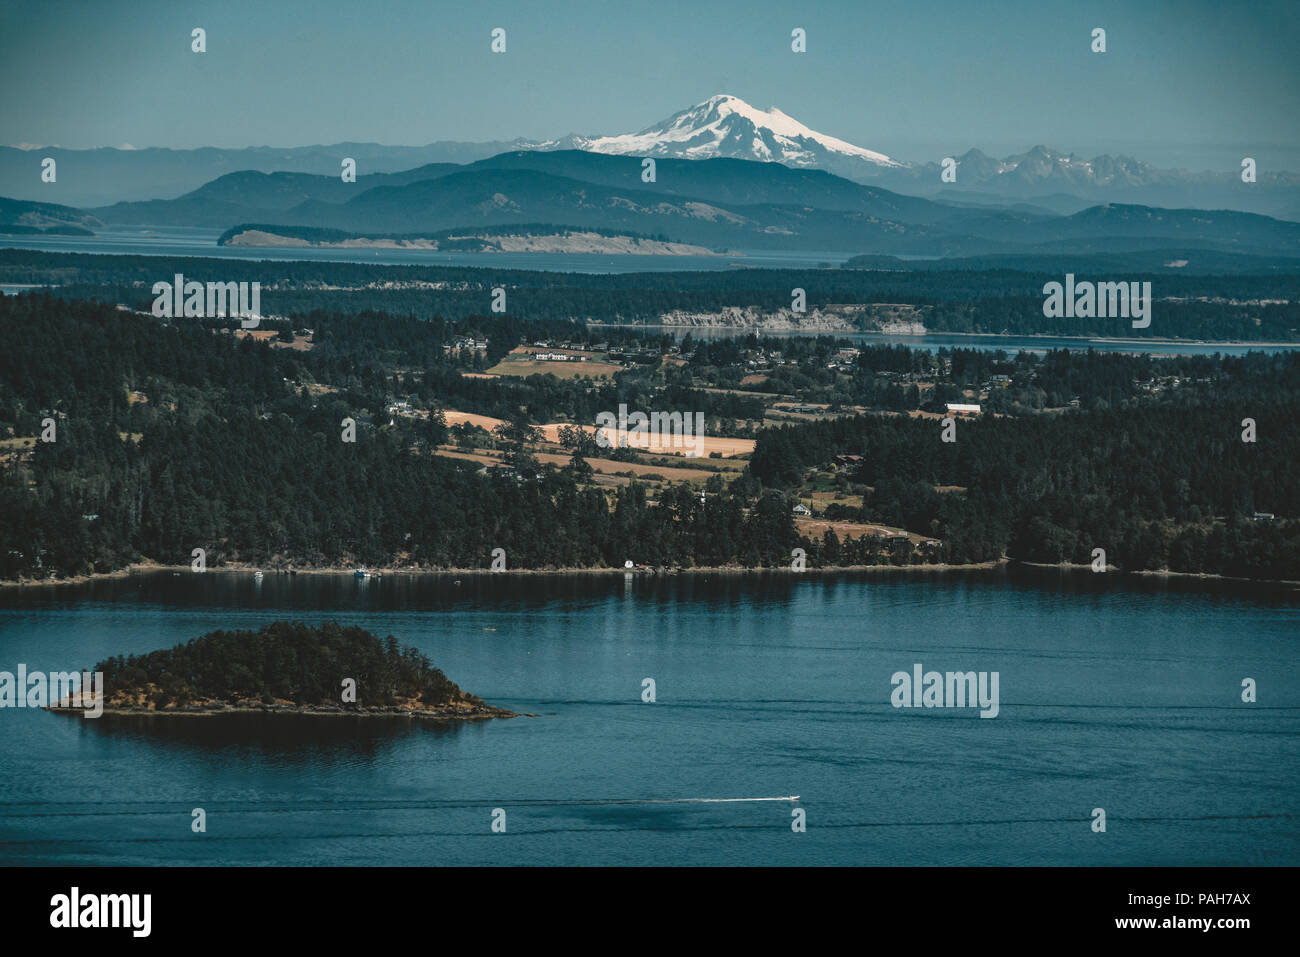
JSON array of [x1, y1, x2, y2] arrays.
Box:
[[558, 94, 906, 175]]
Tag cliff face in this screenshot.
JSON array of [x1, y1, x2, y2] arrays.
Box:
[[652, 303, 929, 334]]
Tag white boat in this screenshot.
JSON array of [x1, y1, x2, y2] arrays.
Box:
[[354, 569, 371, 579]]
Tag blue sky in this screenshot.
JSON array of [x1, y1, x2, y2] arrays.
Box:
[[1, 0, 1297, 169]]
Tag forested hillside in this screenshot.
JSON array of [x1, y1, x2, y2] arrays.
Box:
[[2, 291, 1297, 581], [92, 621, 484, 711]]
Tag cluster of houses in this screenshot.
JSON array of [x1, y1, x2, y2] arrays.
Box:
[[608, 345, 667, 362], [873, 364, 949, 382], [529, 339, 611, 352], [445, 336, 488, 353], [740, 347, 797, 372], [1132, 374, 1205, 395], [825, 347, 862, 371], [530, 352, 588, 362], [384, 398, 413, 416]]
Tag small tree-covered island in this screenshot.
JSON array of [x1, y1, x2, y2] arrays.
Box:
[[52, 621, 514, 719]]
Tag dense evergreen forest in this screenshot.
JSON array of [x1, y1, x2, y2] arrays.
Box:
[[92, 621, 482, 711], [751, 402, 1299, 580], [1, 291, 1297, 581], [0, 293, 797, 576]]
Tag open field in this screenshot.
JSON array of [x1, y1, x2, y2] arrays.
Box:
[[486, 359, 625, 379], [795, 517, 934, 544], [587, 428, 755, 458], [487, 349, 625, 379], [434, 446, 720, 483], [442, 409, 755, 458], [443, 409, 507, 431]]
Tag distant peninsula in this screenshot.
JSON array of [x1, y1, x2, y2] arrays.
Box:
[[50, 621, 514, 719], [217, 222, 725, 255]]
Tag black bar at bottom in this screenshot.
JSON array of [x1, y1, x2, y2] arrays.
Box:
[[9, 866, 1279, 942]]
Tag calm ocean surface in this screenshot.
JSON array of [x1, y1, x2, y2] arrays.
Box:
[[0, 568, 1295, 866]]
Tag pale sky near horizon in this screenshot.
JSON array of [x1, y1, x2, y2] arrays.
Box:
[[1, 0, 1297, 169]]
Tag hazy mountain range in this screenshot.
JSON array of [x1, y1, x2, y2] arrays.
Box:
[[2, 95, 1299, 261], [5, 95, 1298, 220], [4, 146, 1300, 261]]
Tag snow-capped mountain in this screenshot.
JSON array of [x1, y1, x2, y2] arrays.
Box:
[[949, 146, 1164, 192], [530, 95, 1253, 200], [9, 94, 1296, 218], [540, 94, 907, 182]]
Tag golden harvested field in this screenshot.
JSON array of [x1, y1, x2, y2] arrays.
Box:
[[589, 427, 754, 458], [487, 359, 624, 380], [433, 447, 719, 482], [443, 410, 507, 431], [441, 411, 754, 458]]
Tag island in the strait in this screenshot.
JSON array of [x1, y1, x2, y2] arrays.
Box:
[[217, 222, 727, 255], [51, 621, 515, 720]]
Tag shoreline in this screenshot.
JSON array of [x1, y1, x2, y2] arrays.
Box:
[[896, 331, 1300, 348], [47, 701, 521, 720], [1015, 560, 1299, 588], [591, 323, 1300, 348], [1, 560, 1005, 588], [5, 557, 1296, 589]]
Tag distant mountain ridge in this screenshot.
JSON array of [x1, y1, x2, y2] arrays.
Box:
[[5, 95, 1297, 218], [0, 196, 100, 234], [69, 148, 1300, 259]]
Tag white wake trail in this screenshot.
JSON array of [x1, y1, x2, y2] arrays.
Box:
[[636, 796, 799, 804]]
